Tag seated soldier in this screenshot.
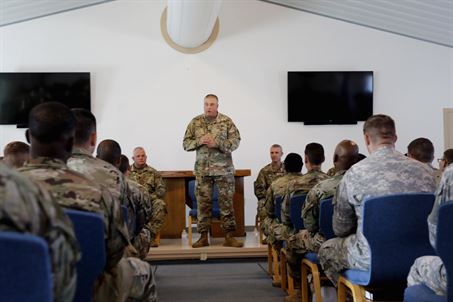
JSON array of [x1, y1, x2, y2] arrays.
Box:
[[96, 140, 151, 256], [3, 141, 30, 169], [438, 148, 453, 176], [261, 153, 304, 244], [119, 154, 153, 259], [270, 143, 329, 248], [254, 144, 286, 242], [407, 137, 439, 182], [318, 114, 436, 286], [20, 102, 157, 302], [406, 163, 453, 296], [130, 147, 168, 247], [284, 140, 359, 302], [1, 161, 80, 302]]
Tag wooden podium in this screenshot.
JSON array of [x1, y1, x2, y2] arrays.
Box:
[[159, 169, 251, 238]]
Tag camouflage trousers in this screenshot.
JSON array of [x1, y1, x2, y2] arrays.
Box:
[[318, 236, 370, 286], [147, 198, 167, 238], [195, 175, 236, 234], [286, 230, 325, 280], [407, 256, 447, 296], [269, 222, 293, 246], [94, 257, 157, 302], [261, 217, 275, 237]]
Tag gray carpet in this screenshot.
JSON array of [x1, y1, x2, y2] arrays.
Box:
[[154, 261, 287, 302]]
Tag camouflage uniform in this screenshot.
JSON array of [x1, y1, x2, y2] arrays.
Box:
[[326, 167, 337, 177], [261, 173, 304, 238], [318, 147, 436, 285], [1, 162, 80, 302], [254, 162, 285, 222], [183, 112, 240, 233], [407, 164, 453, 296], [129, 164, 167, 239], [286, 170, 346, 280], [21, 157, 157, 301], [271, 169, 329, 245], [127, 179, 153, 259]]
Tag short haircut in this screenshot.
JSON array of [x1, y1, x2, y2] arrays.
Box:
[[4, 141, 30, 156], [443, 149, 453, 165], [204, 94, 218, 102], [96, 139, 121, 166], [284, 153, 303, 173], [304, 143, 325, 165], [29, 102, 76, 144], [407, 138, 434, 163], [71, 108, 96, 145], [119, 154, 130, 174], [270, 144, 282, 151], [363, 114, 396, 142]]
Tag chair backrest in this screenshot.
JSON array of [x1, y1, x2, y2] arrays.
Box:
[[0, 232, 52, 302], [436, 201, 453, 299], [319, 197, 335, 240], [289, 194, 307, 231], [275, 196, 283, 223], [188, 179, 220, 213], [363, 193, 435, 286], [65, 209, 106, 302], [121, 205, 137, 238]]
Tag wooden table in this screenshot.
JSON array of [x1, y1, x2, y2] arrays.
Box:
[[159, 169, 251, 238]]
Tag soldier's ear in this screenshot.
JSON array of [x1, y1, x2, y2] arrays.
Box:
[[25, 129, 30, 143]]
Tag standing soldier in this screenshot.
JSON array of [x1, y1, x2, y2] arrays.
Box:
[[254, 144, 286, 236], [130, 147, 167, 247], [2, 161, 80, 302], [183, 94, 243, 248]]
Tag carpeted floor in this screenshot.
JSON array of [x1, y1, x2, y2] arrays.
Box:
[[154, 260, 287, 302]]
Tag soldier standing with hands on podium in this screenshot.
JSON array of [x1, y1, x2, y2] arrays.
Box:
[[183, 94, 243, 248]]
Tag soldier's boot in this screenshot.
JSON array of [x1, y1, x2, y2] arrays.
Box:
[[223, 232, 244, 248], [283, 289, 301, 302], [192, 232, 209, 248]]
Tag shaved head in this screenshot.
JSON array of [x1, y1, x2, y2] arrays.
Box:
[[334, 140, 359, 171]]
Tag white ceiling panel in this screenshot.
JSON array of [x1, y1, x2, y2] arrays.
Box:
[[0, 0, 114, 27], [263, 0, 453, 48]]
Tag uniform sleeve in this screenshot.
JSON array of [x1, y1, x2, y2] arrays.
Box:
[[101, 189, 129, 270], [215, 119, 241, 153], [264, 186, 275, 219], [332, 177, 357, 237], [153, 172, 166, 200], [254, 169, 267, 200], [183, 120, 199, 151], [302, 187, 321, 234]]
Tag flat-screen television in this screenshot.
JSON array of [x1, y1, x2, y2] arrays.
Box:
[[0, 72, 91, 126], [288, 71, 373, 124]]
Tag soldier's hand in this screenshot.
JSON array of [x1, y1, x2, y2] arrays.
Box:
[[205, 135, 217, 148]]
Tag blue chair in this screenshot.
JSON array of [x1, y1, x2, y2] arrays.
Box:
[[289, 194, 307, 231], [0, 232, 52, 302], [270, 196, 284, 285], [337, 193, 435, 302], [301, 197, 334, 302], [65, 209, 106, 302], [187, 179, 221, 246], [404, 200, 453, 302]]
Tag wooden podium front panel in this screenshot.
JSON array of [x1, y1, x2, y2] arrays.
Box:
[[159, 170, 250, 239], [160, 177, 188, 238]]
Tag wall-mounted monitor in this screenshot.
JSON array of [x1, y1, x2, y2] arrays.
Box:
[[0, 72, 91, 126], [288, 71, 373, 125]]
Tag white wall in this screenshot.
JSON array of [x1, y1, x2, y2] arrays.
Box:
[[1, 0, 452, 226]]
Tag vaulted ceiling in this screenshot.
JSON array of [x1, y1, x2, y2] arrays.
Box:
[[1, 0, 452, 48]]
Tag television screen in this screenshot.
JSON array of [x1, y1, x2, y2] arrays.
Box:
[[0, 72, 91, 125], [288, 71, 373, 124]]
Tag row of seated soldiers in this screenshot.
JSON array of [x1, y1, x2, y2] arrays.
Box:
[[0, 102, 167, 302], [254, 116, 451, 301]]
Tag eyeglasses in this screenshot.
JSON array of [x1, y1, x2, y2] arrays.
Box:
[[437, 158, 446, 163]]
